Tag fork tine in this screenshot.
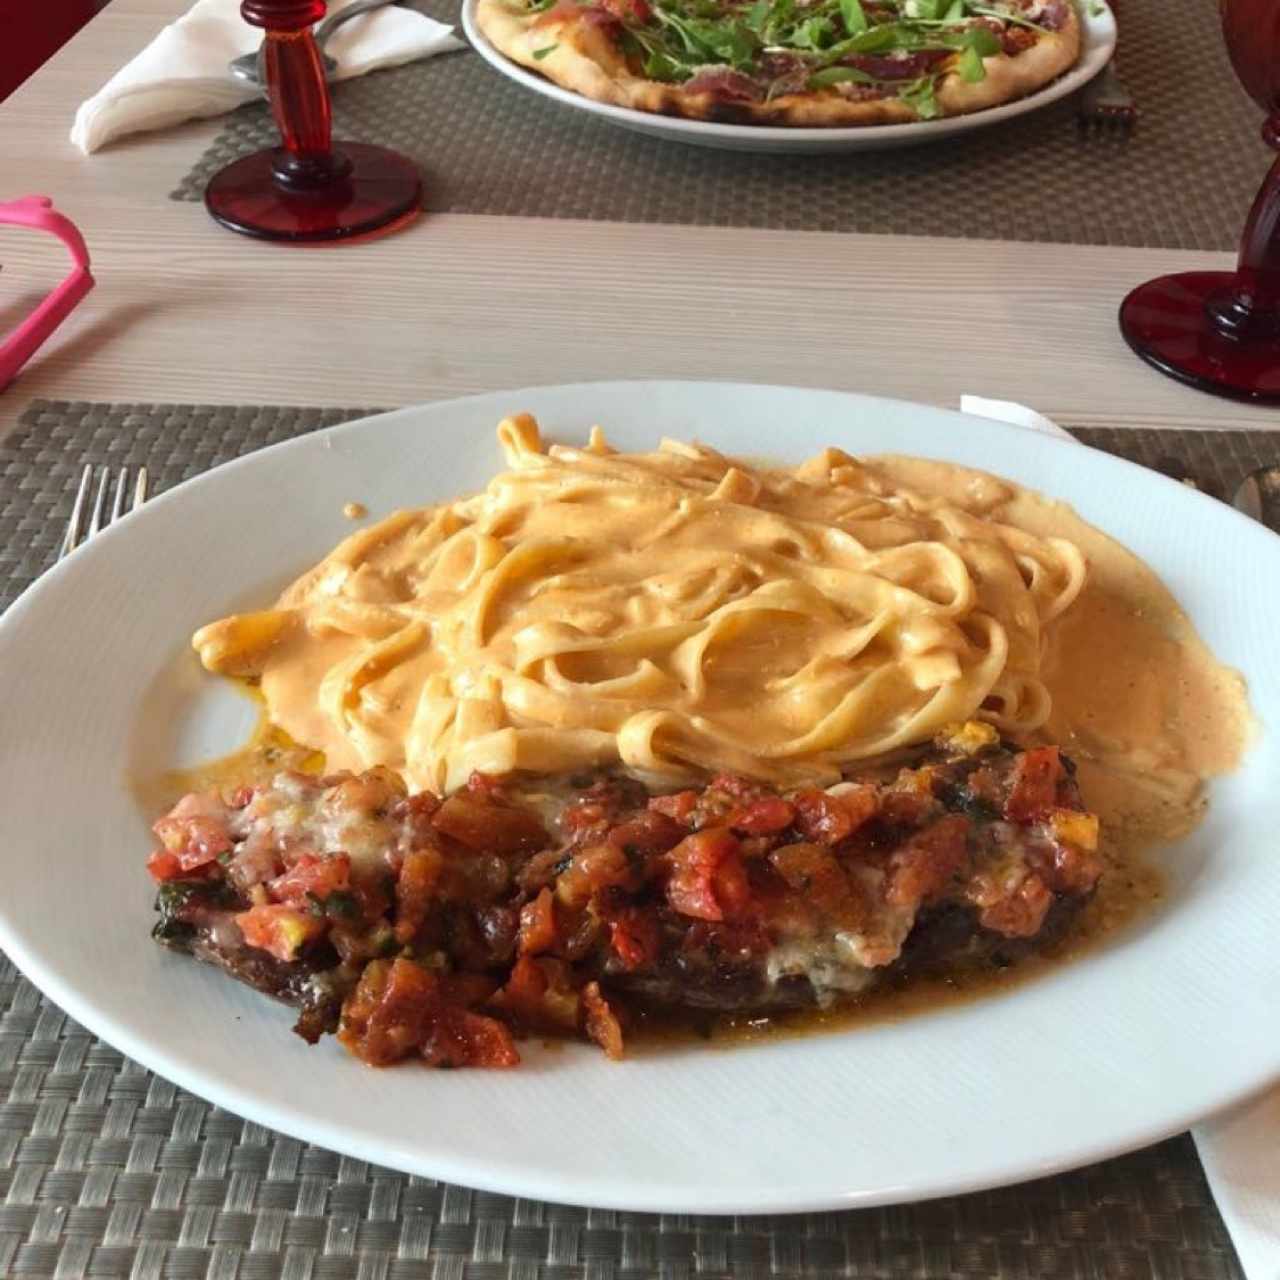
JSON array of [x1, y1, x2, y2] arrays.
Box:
[[60, 464, 93, 559], [111, 467, 129, 525], [59, 464, 151, 564], [87, 468, 110, 539]]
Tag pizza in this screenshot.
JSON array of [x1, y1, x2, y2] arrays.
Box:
[[473, 0, 1083, 127]]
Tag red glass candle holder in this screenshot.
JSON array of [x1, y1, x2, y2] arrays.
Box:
[[1119, 0, 1280, 402], [205, 0, 422, 242]]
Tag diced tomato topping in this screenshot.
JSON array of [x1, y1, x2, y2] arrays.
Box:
[[601, 0, 651, 20], [466, 771, 506, 796], [707, 773, 760, 800], [516, 847, 566, 893], [893, 765, 936, 797], [322, 769, 406, 821], [878, 789, 936, 828], [490, 955, 580, 1032], [235, 904, 327, 962], [1004, 747, 1063, 822], [965, 766, 1005, 808], [606, 811, 685, 857], [791, 785, 877, 845], [607, 907, 661, 971], [768, 843, 852, 916], [339, 957, 520, 1068], [147, 848, 186, 882], [561, 799, 609, 836], [518, 888, 559, 955], [1038, 839, 1104, 896], [648, 790, 697, 824], [432, 794, 548, 855], [582, 981, 624, 1060], [438, 972, 502, 1009], [395, 846, 443, 943], [555, 843, 633, 909], [352, 875, 392, 924], [149, 744, 1102, 1072], [422, 1007, 522, 1069], [885, 814, 970, 909], [152, 813, 233, 871], [390, 793, 442, 851], [977, 873, 1053, 938], [729, 796, 796, 836], [665, 829, 749, 922], [340, 958, 429, 1064], [267, 852, 351, 906]]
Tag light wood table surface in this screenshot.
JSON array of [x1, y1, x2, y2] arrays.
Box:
[[1, 0, 1276, 440]]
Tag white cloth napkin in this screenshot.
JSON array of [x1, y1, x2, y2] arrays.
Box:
[[71, 0, 463, 154], [960, 393, 1278, 1280]]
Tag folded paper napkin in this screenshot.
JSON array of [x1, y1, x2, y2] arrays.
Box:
[[71, 0, 463, 155], [961, 393, 1275, 1280]]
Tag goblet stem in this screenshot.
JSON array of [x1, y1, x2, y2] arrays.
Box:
[[1206, 149, 1280, 341], [204, 0, 422, 241], [262, 27, 352, 187], [1117, 0, 1280, 400]]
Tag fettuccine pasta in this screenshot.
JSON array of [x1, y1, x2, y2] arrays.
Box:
[[193, 417, 1087, 793]]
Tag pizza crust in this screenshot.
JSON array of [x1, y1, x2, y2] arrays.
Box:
[[473, 0, 1082, 127]]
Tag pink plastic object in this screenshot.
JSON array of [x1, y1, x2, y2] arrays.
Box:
[[0, 196, 94, 390]]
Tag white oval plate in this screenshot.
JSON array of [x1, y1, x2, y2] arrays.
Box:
[[0, 382, 1277, 1215], [462, 0, 1116, 153]]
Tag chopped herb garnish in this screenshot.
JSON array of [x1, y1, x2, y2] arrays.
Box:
[[968, 3, 1048, 29], [518, 0, 1039, 118], [955, 42, 986, 81], [898, 73, 941, 118], [844, 24, 904, 53], [792, 14, 835, 49], [839, 0, 867, 34], [644, 48, 686, 78], [323, 890, 360, 921], [965, 25, 1002, 55], [808, 65, 875, 88]]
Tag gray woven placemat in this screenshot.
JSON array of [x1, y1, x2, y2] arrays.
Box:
[[170, 0, 1269, 250], [4, 399, 1272, 1280]]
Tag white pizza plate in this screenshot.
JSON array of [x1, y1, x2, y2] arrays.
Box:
[[0, 382, 1277, 1215], [462, 0, 1116, 153]]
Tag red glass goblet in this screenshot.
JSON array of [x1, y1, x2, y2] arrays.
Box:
[[1119, 0, 1280, 402], [205, 0, 422, 242]]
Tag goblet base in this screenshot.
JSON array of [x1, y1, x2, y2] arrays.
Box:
[[1119, 271, 1280, 404], [204, 142, 421, 242]]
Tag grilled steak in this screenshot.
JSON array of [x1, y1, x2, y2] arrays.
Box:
[[146, 721, 1102, 1068]]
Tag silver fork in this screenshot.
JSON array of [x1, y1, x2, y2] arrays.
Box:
[[1078, 0, 1136, 136], [60, 464, 149, 559], [227, 0, 400, 88], [1078, 60, 1137, 134], [1151, 456, 1280, 535]]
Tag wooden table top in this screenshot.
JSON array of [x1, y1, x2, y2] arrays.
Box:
[[0, 0, 1275, 440]]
